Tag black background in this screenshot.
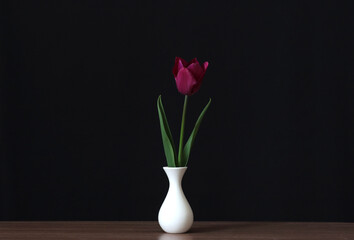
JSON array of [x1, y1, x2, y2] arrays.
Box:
[[1, 0, 354, 221]]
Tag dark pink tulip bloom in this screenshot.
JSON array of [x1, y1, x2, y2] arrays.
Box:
[[172, 57, 209, 96]]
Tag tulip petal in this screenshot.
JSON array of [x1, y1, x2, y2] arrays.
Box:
[[187, 62, 204, 81], [172, 57, 180, 77], [188, 58, 198, 65], [203, 61, 209, 72], [177, 58, 185, 72], [172, 61, 178, 77], [179, 57, 188, 67], [175, 68, 197, 95], [173, 57, 189, 78]]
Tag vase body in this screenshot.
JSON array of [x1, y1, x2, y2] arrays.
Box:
[[158, 167, 193, 233]]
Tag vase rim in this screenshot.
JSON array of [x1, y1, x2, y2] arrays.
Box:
[[163, 166, 187, 169]]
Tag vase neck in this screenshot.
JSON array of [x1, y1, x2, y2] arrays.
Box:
[[163, 167, 187, 188]]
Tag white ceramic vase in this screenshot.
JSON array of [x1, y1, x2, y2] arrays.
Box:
[[158, 167, 194, 233]]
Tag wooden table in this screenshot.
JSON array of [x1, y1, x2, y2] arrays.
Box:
[[0, 221, 353, 240]]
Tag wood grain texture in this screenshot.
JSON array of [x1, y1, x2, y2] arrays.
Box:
[[0, 221, 353, 240]]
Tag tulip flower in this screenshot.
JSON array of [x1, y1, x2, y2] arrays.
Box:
[[157, 57, 211, 167], [173, 57, 209, 96]]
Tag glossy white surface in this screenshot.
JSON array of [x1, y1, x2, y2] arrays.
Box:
[[158, 167, 194, 233]]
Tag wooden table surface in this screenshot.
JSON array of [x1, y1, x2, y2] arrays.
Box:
[[0, 221, 353, 240]]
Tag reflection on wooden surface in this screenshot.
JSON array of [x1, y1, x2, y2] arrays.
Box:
[[0, 221, 353, 240], [158, 233, 194, 240]]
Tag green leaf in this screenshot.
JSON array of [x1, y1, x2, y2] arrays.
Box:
[[157, 95, 176, 167], [181, 98, 211, 167]]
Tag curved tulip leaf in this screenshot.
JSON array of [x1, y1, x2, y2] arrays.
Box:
[[181, 98, 211, 167], [157, 95, 176, 167]]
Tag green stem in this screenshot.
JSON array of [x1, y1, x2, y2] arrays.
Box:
[[178, 95, 188, 166]]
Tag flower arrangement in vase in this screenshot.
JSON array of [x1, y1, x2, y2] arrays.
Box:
[[157, 57, 211, 233]]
